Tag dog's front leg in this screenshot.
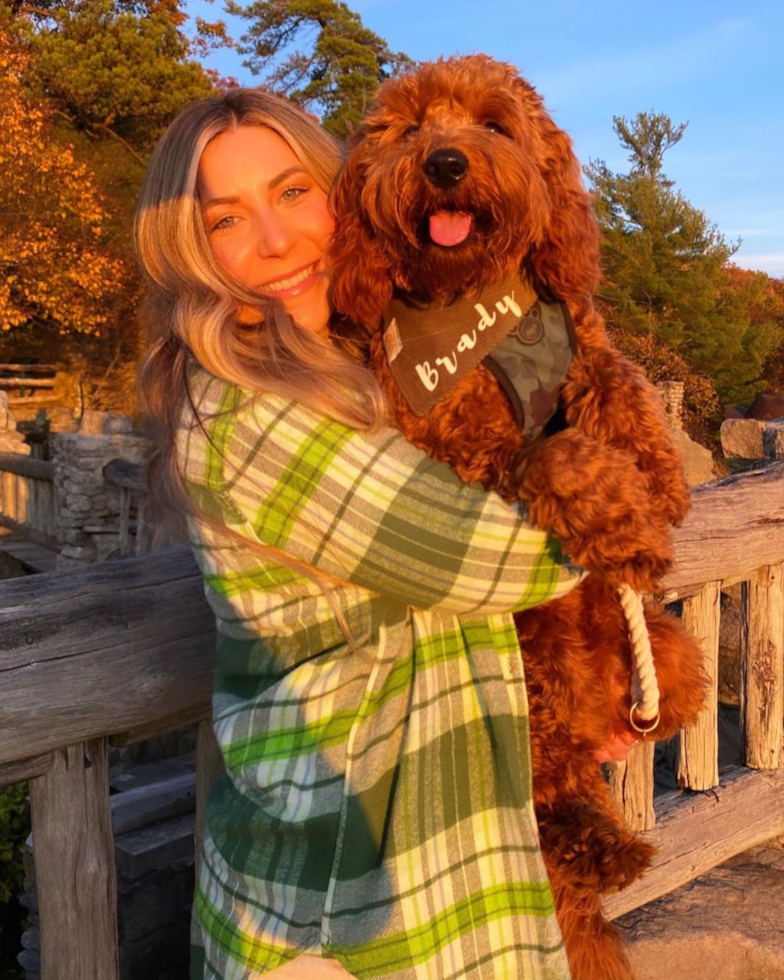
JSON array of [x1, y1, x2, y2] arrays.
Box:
[[561, 343, 691, 528], [515, 428, 671, 593]]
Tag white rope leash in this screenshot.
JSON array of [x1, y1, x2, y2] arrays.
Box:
[[617, 583, 661, 733]]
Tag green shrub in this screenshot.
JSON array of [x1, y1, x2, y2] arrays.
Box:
[[0, 783, 29, 939]]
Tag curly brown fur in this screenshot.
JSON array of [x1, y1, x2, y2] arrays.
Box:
[[330, 54, 708, 979]]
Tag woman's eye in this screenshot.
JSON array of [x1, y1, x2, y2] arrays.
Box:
[[281, 186, 308, 203], [484, 121, 508, 136], [210, 215, 236, 233]]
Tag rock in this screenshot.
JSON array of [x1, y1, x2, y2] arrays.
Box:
[[721, 417, 784, 463], [671, 428, 717, 486], [746, 392, 784, 420], [721, 418, 766, 460], [617, 839, 784, 980]]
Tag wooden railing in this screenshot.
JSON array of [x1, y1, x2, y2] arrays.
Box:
[[0, 363, 60, 410], [0, 451, 57, 550], [103, 457, 150, 557], [0, 463, 783, 977]]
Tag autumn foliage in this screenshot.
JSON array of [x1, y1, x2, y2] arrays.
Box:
[[0, 27, 129, 336]]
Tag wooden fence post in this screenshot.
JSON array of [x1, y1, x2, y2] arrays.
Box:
[[741, 563, 784, 769], [679, 581, 721, 790], [608, 740, 656, 832], [28, 738, 119, 980]]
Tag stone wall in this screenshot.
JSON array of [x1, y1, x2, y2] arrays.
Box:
[[655, 381, 685, 430], [51, 411, 150, 567]]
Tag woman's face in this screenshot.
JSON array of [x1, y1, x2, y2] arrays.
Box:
[[197, 125, 334, 335]]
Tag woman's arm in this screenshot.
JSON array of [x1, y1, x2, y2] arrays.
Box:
[[179, 375, 583, 615]]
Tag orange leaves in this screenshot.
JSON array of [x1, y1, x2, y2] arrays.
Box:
[[0, 27, 130, 336]]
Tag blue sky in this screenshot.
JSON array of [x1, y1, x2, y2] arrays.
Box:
[[185, 0, 784, 277]]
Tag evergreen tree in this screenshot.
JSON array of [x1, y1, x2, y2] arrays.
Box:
[[586, 112, 781, 403], [5, 0, 222, 157], [226, 0, 413, 135]]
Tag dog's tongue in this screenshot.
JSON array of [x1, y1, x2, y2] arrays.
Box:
[[429, 211, 472, 247]]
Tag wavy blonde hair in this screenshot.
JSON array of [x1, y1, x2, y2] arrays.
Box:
[[136, 88, 385, 543]]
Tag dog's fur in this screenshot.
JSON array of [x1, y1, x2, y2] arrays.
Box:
[[330, 55, 708, 979]]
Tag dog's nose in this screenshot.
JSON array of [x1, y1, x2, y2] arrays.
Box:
[[423, 149, 469, 188]]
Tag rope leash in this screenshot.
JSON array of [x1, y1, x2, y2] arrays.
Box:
[[617, 583, 661, 734]]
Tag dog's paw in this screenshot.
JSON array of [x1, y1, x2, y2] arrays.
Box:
[[539, 808, 655, 892]]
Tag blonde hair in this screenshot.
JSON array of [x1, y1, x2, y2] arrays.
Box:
[[136, 88, 385, 542]]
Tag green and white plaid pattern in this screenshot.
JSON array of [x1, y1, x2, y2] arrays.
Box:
[[180, 369, 582, 979]]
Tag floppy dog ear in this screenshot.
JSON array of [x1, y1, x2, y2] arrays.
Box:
[[329, 141, 394, 333], [527, 117, 601, 307]]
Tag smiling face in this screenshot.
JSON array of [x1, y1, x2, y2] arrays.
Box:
[[198, 125, 334, 335]]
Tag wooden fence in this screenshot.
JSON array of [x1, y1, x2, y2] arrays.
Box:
[[0, 462, 782, 977], [0, 363, 60, 410], [0, 452, 57, 550]]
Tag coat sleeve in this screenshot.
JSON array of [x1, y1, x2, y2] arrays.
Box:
[[179, 376, 584, 615]]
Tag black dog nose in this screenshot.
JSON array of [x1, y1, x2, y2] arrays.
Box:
[[423, 149, 469, 188]]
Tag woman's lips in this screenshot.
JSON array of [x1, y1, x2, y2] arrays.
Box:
[[259, 261, 321, 299]]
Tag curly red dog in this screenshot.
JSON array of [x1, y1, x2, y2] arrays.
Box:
[[330, 55, 708, 980]]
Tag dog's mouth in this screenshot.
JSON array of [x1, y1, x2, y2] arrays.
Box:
[[426, 210, 473, 247]]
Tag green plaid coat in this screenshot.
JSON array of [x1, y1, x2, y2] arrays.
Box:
[[180, 368, 582, 979]]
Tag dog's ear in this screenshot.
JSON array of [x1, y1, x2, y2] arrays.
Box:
[[329, 140, 394, 332], [527, 116, 601, 306]]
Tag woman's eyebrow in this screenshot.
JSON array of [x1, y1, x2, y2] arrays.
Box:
[[202, 195, 240, 209], [202, 167, 308, 208], [269, 166, 308, 189]]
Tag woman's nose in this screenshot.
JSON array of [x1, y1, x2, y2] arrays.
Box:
[[256, 213, 295, 257]]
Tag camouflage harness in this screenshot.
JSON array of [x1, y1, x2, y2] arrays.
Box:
[[382, 274, 577, 439]]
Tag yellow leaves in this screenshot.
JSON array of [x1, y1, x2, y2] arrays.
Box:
[[0, 25, 132, 336]]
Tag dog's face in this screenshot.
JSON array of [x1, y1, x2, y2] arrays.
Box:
[[330, 55, 600, 328]]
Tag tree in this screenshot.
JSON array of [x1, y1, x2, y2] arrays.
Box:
[[226, 0, 413, 134], [586, 112, 781, 404], [7, 0, 222, 157], [0, 1, 230, 409], [0, 27, 129, 338]]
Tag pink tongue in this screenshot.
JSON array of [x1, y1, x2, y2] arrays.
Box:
[[429, 211, 472, 246]]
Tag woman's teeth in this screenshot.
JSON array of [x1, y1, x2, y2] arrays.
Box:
[[263, 263, 316, 292]]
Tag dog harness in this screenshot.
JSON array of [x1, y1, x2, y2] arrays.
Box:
[[382, 273, 577, 439]]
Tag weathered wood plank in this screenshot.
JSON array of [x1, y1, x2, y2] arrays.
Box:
[[103, 457, 145, 493], [0, 751, 53, 788], [664, 462, 784, 595], [604, 765, 784, 919], [29, 738, 119, 980], [0, 548, 216, 765], [608, 740, 656, 832], [678, 582, 721, 790], [0, 513, 58, 551], [0, 453, 54, 481], [741, 562, 784, 769]]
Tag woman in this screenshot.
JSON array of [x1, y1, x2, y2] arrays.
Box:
[[136, 88, 585, 980]]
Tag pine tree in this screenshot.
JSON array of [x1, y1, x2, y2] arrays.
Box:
[[586, 112, 781, 403], [227, 0, 413, 135]]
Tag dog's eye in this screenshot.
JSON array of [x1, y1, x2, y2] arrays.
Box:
[[403, 126, 420, 138], [484, 121, 509, 137]]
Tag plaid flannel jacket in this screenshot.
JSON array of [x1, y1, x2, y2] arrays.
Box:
[[180, 367, 581, 979]]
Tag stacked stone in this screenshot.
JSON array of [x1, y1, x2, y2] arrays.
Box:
[[51, 410, 150, 566], [0, 390, 31, 455], [655, 380, 685, 430]]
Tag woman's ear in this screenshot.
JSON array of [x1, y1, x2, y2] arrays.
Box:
[[329, 138, 394, 332]]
